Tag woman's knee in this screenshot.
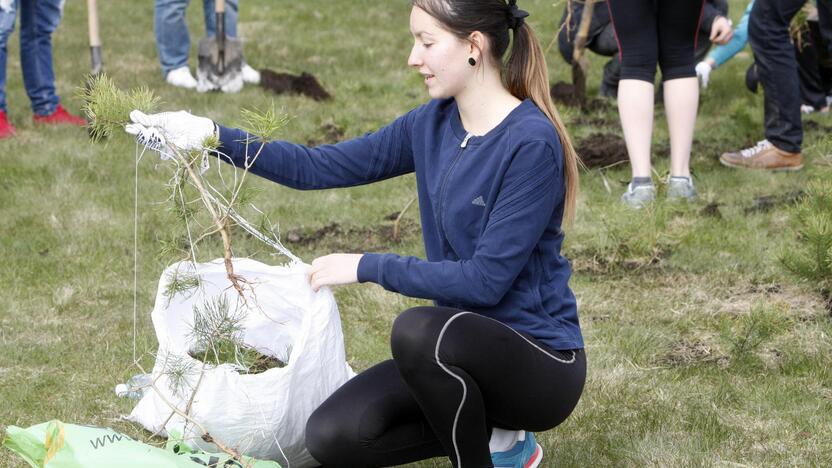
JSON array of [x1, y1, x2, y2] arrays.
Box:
[[391, 307, 436, 363], [305, 405, 353, 466], [391, 307, 463, 370]]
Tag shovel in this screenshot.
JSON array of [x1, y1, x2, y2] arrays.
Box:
[[84, 0, 103, 137], [87, 0, 103, 76], [571, 0, 596, 108], [197, 0, 243, 93]]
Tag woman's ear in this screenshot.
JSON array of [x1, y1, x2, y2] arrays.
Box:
[[467, 31, 487, 61]]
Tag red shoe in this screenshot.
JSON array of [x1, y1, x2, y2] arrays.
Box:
[[33, 104, 86, 126], [0, 110, 17, 139]]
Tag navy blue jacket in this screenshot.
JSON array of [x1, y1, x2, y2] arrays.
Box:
[[218, 98, 583, 350]]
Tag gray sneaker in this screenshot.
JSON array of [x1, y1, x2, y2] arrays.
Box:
[[666, 176, 697, 202], [621, 183, 656, 208]]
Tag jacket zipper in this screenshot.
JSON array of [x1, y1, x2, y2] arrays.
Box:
[[437, 132, 473, 243]]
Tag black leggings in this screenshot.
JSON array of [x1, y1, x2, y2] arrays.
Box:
[[606, 0, 705, 83], [305, 306, 587, 468]]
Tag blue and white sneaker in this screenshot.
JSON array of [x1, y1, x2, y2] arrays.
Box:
[[491, 431, 543, 468]]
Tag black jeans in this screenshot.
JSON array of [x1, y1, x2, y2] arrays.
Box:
[[305, 306, 587, 468], [749, 0, 809, 153], [797, 19, 832, 110]]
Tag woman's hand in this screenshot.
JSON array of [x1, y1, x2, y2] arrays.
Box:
[[308, 254, 363, 292], [710, 16, 733, 45], [125, 110, 216, 154]]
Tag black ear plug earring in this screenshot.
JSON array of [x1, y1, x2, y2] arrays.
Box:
[[468, 57, 476, 66]]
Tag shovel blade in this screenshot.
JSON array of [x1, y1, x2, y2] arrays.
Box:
[[197, 35, 243, 92]]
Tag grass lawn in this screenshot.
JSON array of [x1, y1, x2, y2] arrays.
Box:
[[1, 0, 831, 466]]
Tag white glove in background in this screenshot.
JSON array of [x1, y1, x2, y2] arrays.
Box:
[[125, 110, 216, 153], [695, 61, 712, 89]]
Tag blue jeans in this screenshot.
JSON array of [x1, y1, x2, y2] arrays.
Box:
[[0, 0, 63, 115], [155, 0, 239, 76]]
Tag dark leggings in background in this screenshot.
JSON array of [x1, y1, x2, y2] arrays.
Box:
[[305, 306, 587, 468], [606, 0, 706, 83]]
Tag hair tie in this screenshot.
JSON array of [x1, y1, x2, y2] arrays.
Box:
[[507, 0, 529, 30]]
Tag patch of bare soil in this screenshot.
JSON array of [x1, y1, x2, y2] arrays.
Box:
[[284, 220, 420, 252], [803, 120, 832, 132], [307, 123, 345, 146], [744, 191, 805, 214], [550, 81, 584, 108], [259, 69, 331, 101], [577, 133, 629, 169], [700, 202, 722, 218], [662, 339, 727, 368], [569, 245, 670, 274]]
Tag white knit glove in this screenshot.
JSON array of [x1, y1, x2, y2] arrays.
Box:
[[695, 61, 712, 89], [125, 110, 216, 157]]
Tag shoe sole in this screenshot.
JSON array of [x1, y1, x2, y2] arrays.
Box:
[[719, 157, 804, 172], [525, 444, 543, 468]]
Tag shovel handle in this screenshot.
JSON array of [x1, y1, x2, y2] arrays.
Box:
[[87, 0, 101, 47], [216, 0, 225, 14], [87, 0, 103, 74]]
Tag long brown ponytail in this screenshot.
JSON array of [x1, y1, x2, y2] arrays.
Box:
[[411, 0, 580, 224]]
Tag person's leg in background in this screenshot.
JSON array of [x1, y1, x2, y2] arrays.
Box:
[[556, 1, 583, 66], [591, 19, 622, 98], [796, 19, 829, 112], [202, 0, 258, 84], [657, 0, 704, 200], [20, 0, 82, 125], [155, 0, 197, 88], [607, 0, 659, 207], [818, 0, 832, 107], [0, 0, 18, 137], [203, 0, 237, 38], [19, 0, 59, 116], [721, 0, 806, 170]]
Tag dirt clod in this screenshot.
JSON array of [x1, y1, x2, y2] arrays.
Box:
[[700, 202, 722, 218], [550, 81, 584, 108], [259, 69, 331, 101], [577, 133, 629, 169]]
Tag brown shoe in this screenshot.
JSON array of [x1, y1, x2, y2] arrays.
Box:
[[720, 140, 803, 171]]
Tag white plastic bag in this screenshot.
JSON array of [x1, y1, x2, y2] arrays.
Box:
[[128, 258, 354, 468]]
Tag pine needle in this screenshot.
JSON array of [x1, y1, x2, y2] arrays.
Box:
[[80, 73, 161, 142]]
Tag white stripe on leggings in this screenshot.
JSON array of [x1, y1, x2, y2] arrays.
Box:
[[435, 312, 471, 467]]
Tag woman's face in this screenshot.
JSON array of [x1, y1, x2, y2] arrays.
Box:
[[407, 6, 475, 99]]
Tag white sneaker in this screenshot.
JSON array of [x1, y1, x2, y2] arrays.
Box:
[[242, 63, 260, 84], [620, 183, 656, 209], [165, 66, 198, 89]]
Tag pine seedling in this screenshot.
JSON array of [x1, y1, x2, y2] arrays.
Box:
[[163, 270, 201, 301], [239, 105, 289, 143], [80, 73, 160, 142], [188, 295, 244, 355], [162, 353, 198, 398], [781, 180, 832, 292]]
